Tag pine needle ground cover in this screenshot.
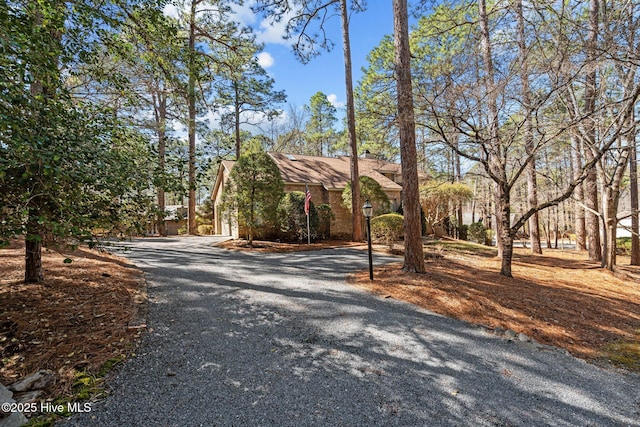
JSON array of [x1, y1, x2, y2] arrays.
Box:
[[351, 242, 640, 371], [0, 241, 146, 398]]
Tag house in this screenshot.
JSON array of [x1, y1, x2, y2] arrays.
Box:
[[211, 152, 407, 238]]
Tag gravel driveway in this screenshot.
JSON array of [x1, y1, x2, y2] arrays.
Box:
[[64, 237, 640, 426]]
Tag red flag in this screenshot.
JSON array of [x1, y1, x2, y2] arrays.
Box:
[[304, 186, 312, 215]]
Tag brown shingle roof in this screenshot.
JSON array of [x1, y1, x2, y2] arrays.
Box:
[[268, 153, 402, 191]]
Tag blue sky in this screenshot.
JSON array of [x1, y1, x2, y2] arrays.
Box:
[[247, 3, 395, 111], [163, 1, 396, 131]]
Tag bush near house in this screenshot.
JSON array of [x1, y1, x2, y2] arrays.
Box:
[[316, 204, 334, 240], [342, 175, 391, 215], [371, 213, 404, 249], [278, 192, 319, 242]]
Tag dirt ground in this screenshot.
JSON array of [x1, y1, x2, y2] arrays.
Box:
[[1, 237, 639, 405], [0, 240, 146, 398]]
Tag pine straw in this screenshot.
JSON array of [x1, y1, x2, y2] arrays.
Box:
[[350, 247, 640, 368], [0, 240, 146, 397]]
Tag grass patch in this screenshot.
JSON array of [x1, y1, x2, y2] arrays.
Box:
[[25, 355, 128, 426], [602, 331, 640, 371]]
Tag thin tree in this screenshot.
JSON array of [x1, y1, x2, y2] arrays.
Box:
[[253, 0, 364, 241], [515, 0, 542, 254], [393, 0, 425, 273], [582, 0, 602, 262]]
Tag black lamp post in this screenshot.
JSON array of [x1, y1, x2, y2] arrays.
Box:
[[362, 199, 373, 280]]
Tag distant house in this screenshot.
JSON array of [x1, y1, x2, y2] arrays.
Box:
[[211, 152, 409, 239], [163, 205, 188, 235]]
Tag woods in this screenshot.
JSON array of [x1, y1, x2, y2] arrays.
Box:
[[2, 0, 639, 280]]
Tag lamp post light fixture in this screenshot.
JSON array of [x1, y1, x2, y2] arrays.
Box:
[[362, 199, 374, 280]]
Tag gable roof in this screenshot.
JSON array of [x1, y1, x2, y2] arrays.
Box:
[[267, 152, 402, 191]]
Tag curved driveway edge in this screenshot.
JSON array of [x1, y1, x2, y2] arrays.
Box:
[[63, 238, 640, 426]]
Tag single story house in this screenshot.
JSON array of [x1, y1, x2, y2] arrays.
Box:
[[211, 152, 408, 238]]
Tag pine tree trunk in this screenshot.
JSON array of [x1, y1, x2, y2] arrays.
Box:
[[187, 2, 198, 235], [631, 137, 640, 265], [571, 135, 587, 250], [234, 82, 241, 160], [516, 0, 542, 254], [340, 0, 362, 242], [154, 89, 167, 237], [603, 191, 618, 271], [25, 213, 44, 283], [393, 0, 425, 273], [583, 0, 601, 261], [497, 186, 514, 277]]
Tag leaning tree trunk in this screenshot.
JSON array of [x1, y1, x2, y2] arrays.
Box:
[[340, 0, 362, 242], [393, 0, 425, 273]]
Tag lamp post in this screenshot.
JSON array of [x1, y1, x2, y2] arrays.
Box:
[[362, 199, 373, 280]]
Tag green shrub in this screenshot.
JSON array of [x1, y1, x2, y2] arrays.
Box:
[[459, 224, 469, 240], [278, 192, 319, 242], [617, 237, 632, 255], [370, 213, 404, 248], [198, 224, 213, 235], [316, 204, 334, 240], [468, 222, 486, 244]]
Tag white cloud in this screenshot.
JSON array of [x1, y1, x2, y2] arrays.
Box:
[[256, 15, 292, 45], [327, 94, 345, 109], [230, 1, 257, 26], [163, 4, 179, 19], [256, 52, 275, 68]]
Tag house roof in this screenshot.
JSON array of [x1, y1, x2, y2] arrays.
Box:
[[267, 152, 403, 191]]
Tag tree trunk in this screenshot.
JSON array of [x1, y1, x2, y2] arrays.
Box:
[[603, 190, 618, 271], [154, 88, 168, 237], [393, 0, 425, 273], [571, 134, 587, 250], [340, 0, 362, 242], [631, 135, 640, 265], [479, 0, 507, 266], [24, 5, 48, 283], [25, 213, 44, 283], [234, 81, 242, 160], [187, 2, 198, 235], [583, 0, 601, 261], [516, 0, 542, 254], [496, 185, 514, 277]]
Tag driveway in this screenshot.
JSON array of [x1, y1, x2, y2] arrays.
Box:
[[64, 237, 640, 426]]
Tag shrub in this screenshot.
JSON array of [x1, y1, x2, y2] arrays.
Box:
[[459, 224, 469, 240], [278, 192, 319, 242], [370, 213, 404, 249], [468, 222, 486, 244], [316, 204, 334, 240], [617, 237, 632, 255], [198, 224, 213, 235], [342, 175, 391, 215]]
